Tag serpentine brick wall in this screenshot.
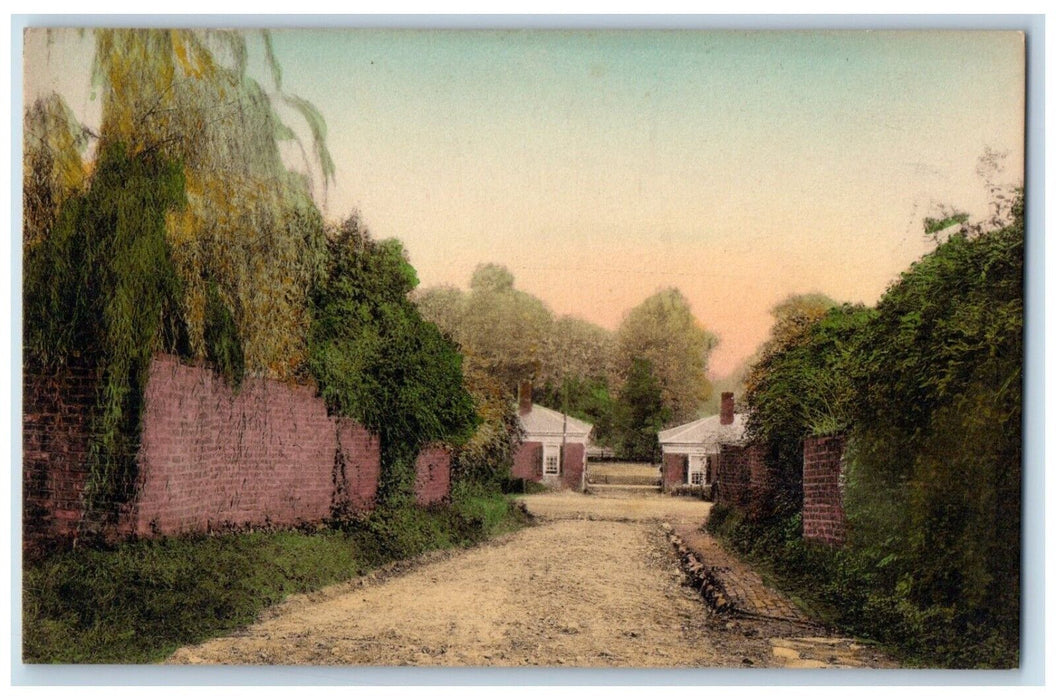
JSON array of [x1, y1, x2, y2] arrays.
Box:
[[23, 353, 390, 556], [802, 435, 847, 546], [414, 445, 452, 506]]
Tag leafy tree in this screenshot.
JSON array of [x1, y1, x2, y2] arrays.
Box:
[[23, 93, 90, 247], [743, 296, 874, 512], [449, 365, 525, 489], [459, 264, 555, 389], [615, 288, 717, 424], [415, 266, 623, 448], [540, 316, 616, 388], [412, 284, 467, 341], [308, 215, 479, 505], [612, 358, 669, 462], [80, 28, 332, 379]]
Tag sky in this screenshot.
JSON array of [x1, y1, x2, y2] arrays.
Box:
[[22, 28, 1025, 377]]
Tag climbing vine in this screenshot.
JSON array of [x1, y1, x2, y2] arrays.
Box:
[[24, 142, 188, 522]]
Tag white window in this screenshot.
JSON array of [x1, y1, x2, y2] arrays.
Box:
[[543, 444, 560, 475], [688, 455, 706, 485], [544, 455, 559, 475]]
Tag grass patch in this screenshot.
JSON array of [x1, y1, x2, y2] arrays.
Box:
[[705, 504, 1019, 669], [23, 490, 530, 664]]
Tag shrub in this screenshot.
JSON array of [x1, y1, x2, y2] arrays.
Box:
[[308, 214, 479, 505], [744, 300, 874, 513], [843, 197, 1023, 659]]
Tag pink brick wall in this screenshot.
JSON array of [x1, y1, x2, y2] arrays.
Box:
[[662, 452, 687, 491], [23, 353, 383, 555], [414, 444, 452, 506], [134, 356, 340, 535], [333, 418, 382, 515], [512, 441, 542, 480], [803, 435, 847, 545], [560, 443, 586, 490]]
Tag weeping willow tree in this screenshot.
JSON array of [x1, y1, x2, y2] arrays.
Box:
[[89, 28, 334, 379], [23, 28, 336, 524], [22, 92, 91, 247]]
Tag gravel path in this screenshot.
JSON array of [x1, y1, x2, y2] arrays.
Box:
[[167, 492, 896, 668], [169, 518, 734, 666]]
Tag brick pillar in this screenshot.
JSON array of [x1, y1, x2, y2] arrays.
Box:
[[802, 435, 847, 546], [747, 444, 774, 521], [414, 444, 452, 506], [22, 361, 99, 557], [512, 441, 542, 481], [717, 444, 751, 508]]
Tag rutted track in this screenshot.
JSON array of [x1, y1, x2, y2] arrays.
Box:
[[167, 492, 896, 668]]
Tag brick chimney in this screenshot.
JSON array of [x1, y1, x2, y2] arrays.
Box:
[[720, 392, 735, 425], [518, 381, 533, 416]]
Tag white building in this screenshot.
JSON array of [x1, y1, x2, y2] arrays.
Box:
[[658, 392, 747, 489]]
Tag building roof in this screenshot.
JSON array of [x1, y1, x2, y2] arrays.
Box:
[[519, 404, 593, 439], [658, 413, 748, 450]]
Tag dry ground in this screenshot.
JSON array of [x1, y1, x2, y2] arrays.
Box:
[[167, 491, 896, 668], [585, 462, 659, 480]]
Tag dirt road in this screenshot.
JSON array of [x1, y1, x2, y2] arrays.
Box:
[[168, 491, 895, 668]]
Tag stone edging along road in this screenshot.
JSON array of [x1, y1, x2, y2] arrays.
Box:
[[663, 522, 811, 624]]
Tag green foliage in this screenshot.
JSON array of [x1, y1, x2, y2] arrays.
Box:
[[23, 529, 364, 663], [23, 93, 89, 247], [470, 262, 516, 293], [450, 366, 526, 489], [23, 491, 529, 663], [616, 288, 717, 424], [744, 298, 874, 513], [842, 197, 1023, 649], [415, 264, 618, 463], [612, 358, 668, 462], [415, 266, 616, 398], [355, 488, 529, 563], [308, 214, 479, 505], [203, 279, 245, 388], [90, 28, 331, 380], [24, 143, 188, 519], [923, 211, 969, 235], [718, 191, 1024, 669], [459, 264, 556, 389], [539, 376, 618, 447], [707, 505, 1018, 668]]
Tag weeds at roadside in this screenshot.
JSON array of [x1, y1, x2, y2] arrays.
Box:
[[22, 490, 529, 664]]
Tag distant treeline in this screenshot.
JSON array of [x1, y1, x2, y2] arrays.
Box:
[[414, 267, 721, 461]]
